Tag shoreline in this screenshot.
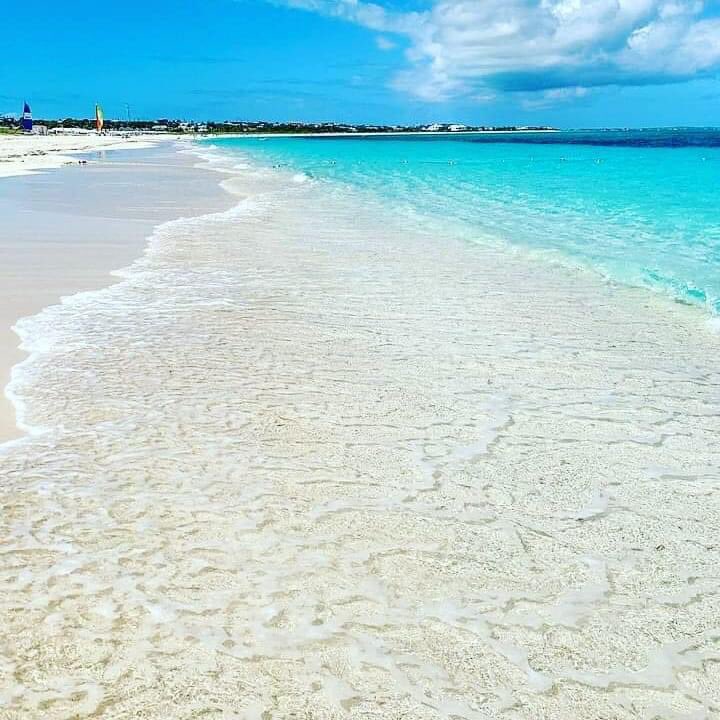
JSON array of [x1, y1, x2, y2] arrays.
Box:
[[4, 138, 717, 445], [0, 129, 558, 181], [0, 142, 234, 442], [207, 128, 560, 139]]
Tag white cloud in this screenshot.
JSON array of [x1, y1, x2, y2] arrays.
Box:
[[521, 86, 590, 109], [271, 0, 720, 103], [375, 35, 396, 50]]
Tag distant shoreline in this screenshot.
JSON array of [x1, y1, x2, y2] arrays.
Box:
[[207, 129, 561, 139]]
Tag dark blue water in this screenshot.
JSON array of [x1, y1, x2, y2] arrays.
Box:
[[299, 128, 720, 148]]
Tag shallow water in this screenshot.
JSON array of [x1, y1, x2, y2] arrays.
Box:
[[0, 145, 719, 719], [0, 145, 231, 440], [211, 130, 720, 316]]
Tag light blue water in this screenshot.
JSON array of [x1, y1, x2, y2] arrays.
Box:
[[209, 131, 720, 315]]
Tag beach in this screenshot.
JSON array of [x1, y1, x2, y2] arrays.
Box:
[[1, 138, 719, 719], [0, 142, 231, 441], [0, 133, 174, 178]]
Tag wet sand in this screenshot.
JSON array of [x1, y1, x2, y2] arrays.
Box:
[[0, 145, 231, 440]]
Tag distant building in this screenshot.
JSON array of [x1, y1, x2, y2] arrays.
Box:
[[31, 125, 48, 135], [425, 123, 443, 132], [49, 127, 93, 135], [449, 124, 467, 132]]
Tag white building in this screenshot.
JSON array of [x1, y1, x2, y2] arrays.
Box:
[[49, 127, 93, 135]]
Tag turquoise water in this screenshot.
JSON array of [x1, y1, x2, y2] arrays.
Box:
[[209, 131, 720, 315]]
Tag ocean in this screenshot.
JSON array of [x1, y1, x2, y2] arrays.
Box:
[[210, 129, 720, 317], [1, 140, 719, 718]]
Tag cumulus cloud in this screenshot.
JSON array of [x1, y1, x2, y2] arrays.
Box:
[[270, 0, 720, 102]]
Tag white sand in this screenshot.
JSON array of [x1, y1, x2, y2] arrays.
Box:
[[0, 133, 180, 177], [0, 145, 718, 718]]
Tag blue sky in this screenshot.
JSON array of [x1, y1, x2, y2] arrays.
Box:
[[1, 0, 719, 126]]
